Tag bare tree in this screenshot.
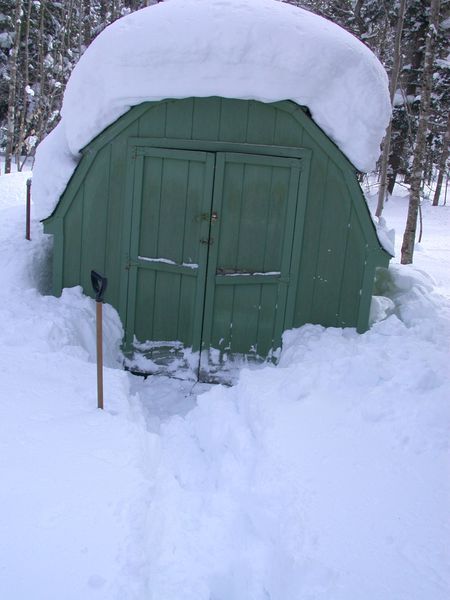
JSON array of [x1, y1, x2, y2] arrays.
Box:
[[4, 0, 23, 174], [432, 112, 450, 206], [375, 0, 406, 218], [401, 0, 441, 264]]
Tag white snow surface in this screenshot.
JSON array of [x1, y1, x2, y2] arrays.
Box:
[[32, 0, 390, 220], [1, 170, 449, 599]]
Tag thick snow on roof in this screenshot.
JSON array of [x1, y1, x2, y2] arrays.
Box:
[[33, 0, 391, 220]]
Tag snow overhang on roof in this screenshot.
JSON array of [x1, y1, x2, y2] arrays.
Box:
[[33, 0, 391, 221]]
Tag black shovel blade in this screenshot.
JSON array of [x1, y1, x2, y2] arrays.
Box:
[[91, 270, 108, 302]]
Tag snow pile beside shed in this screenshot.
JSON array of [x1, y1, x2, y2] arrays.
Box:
[[33, 0, 390, 221]]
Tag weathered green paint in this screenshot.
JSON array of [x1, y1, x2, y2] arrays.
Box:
[[43, 97, 391, 379]]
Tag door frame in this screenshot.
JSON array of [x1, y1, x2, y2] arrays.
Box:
[[119, 138, 311, 364]]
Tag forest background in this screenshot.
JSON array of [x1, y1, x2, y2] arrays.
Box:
[[0, 0, 449, 263]]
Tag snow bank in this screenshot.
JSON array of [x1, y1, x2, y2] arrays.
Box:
[[137, 310, 450, 599], [0, 173, 157, 598], [33, 0, 390, 220]]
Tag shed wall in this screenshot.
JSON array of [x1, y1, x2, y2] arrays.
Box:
[[45, 98, 389, 337]]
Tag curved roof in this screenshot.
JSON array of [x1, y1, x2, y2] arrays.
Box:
[[33, 0, 390, 220]]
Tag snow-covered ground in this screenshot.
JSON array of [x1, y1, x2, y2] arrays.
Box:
[[0, 169, 449, 600]]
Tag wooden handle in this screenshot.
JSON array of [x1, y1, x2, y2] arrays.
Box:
[[96, 301, 104, 410]]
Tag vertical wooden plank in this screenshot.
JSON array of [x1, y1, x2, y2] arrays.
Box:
[[192, 97, 222, 141], [123, 154, 144, 348], [246, 101, 276, 145], [157, 158, 189, 262], [165, 98, 194, 139], [134, 268, 156, 341], [293, 132, 328, 326], [62, 186, 83, 289], [218, 98, 248, 143], [273, 108, 303, 147], [106, 121, 139, 309], [338, 208, 365, 328], [257, 284, 278, 354], [137, 102, 167, 138], [210, 285, 234, 354], [228, 285, 261, 355], [310, 161, 352, 326], [284, 153, 310, 330], [138, 155, 163, 258], [47, 217, 64, 296], [80, 145, 111, 295], [152, 271, 181, 340]]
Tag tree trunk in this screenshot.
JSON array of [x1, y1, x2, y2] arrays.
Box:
[[401, 0, 441, 264], [433, 112, 450, 206], [5, 0, 24, 174], [375, 0, 406, 217], [16, 0, 32, 171]]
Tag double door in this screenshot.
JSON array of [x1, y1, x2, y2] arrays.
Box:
[[123, 145, 303, 382]]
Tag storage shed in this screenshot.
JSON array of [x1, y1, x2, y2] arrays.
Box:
[[35, 0, 392, 381]]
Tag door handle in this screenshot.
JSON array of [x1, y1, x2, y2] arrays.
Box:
[[196, 212, 219, 223]]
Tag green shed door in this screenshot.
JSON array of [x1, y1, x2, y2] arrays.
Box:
[[124, 147, 302, 381], [124, 148, 215, 367], [200, 153, 301, 381]]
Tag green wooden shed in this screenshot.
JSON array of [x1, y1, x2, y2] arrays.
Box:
[[43, 97, 391, 381]]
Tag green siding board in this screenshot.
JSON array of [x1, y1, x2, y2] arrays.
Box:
[[246, 101, 276, 145], [135, 268, 156, 341], [218, 98, 248, 142], [79, 144, 111, 294], [165, 98, 194, 139], [62, 188, 83, 289], [294, 132, 329, 325], [311, 161, 353, 326], [338, 208, 366, 327], [273, 108, 303, 147], [193, 97, 221, 140], [106, 124, 137, 307], [137, 102, 167, 138]]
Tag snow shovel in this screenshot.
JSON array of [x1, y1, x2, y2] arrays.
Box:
[[91, 270, 108, 410]]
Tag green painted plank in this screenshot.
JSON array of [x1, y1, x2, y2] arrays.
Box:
[[134, 268, 156, 341], [62, 186, 83, 289], [128, 136, 310, 159], [310, 161, 352, 326], [246, 101, 276, 145], [105, 121, 139, 308], [165, 98, 194, 139], [227, 284, 261, 355], [338, 208, 365, 328], [257, 284, 278, 353], [215, 275, 285, 286], [218, 98, 249, 143], [294, 134, 329, 325], [137, 102, 167, 138], [79, 145, 111, 294], [192, 97, 221, 140], [152, 271, 182, 341], [273, 108, 303, 147], [284, 152, 311, 330]]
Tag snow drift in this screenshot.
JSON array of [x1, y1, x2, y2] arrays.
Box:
[[33, 0, 391, 220]]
